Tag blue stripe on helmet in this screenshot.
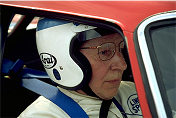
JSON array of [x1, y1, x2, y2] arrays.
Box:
[[37, 18, 71, 31]]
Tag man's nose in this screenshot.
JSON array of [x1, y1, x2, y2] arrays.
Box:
[[110, 52, 127, 70]]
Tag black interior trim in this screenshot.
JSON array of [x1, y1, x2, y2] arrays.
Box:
[[0, 6, 14, 72]]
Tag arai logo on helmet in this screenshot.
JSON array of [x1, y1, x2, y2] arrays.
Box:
[[40, 53, 57, 69]]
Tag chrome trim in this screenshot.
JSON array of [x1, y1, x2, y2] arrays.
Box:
[[137, 11, 176, 118]]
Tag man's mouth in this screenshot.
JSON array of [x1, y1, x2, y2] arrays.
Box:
[[105, 78, 121, 84]]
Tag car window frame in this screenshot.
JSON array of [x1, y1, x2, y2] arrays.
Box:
[[134, 11, 176, 118]]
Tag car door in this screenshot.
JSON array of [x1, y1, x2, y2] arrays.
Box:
[[1, 2, 175, 118]]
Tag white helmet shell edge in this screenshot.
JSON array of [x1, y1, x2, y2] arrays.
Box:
[[36, 19, 96, 90]]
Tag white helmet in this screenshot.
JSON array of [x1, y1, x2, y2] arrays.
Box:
[[36, 18, 106, 90]]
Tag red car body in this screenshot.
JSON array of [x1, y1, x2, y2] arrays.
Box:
[[1, 1, 175, 118]]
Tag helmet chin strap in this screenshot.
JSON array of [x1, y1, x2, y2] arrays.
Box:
[[99, 99, 113, 118], [82, 85, 113, 118], [82, 84, 98, 98]]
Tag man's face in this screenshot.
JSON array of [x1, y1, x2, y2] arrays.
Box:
[[80, 33, 127, 100]]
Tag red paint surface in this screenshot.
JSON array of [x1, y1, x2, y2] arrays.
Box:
[[1, 1, 175, 32]]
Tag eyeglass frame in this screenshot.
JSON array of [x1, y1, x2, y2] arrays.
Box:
[[80, 41, 124, 61]]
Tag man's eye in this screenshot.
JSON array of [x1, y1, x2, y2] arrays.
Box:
[[100, 50, 112, 55]]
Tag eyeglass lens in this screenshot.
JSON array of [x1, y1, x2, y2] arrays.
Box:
[[98, 42, 124, 61]]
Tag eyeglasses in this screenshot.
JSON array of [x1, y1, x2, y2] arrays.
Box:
[[80, 41, 124, 61]]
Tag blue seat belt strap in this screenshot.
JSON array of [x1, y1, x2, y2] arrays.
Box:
[[2, 59, 89, 118], [22, 78, 89, 118]]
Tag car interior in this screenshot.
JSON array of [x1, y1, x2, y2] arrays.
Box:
[[1, 6, 134, 117]]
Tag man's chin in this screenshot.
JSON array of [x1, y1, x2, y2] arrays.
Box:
[[99, 90, 118, 100]]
